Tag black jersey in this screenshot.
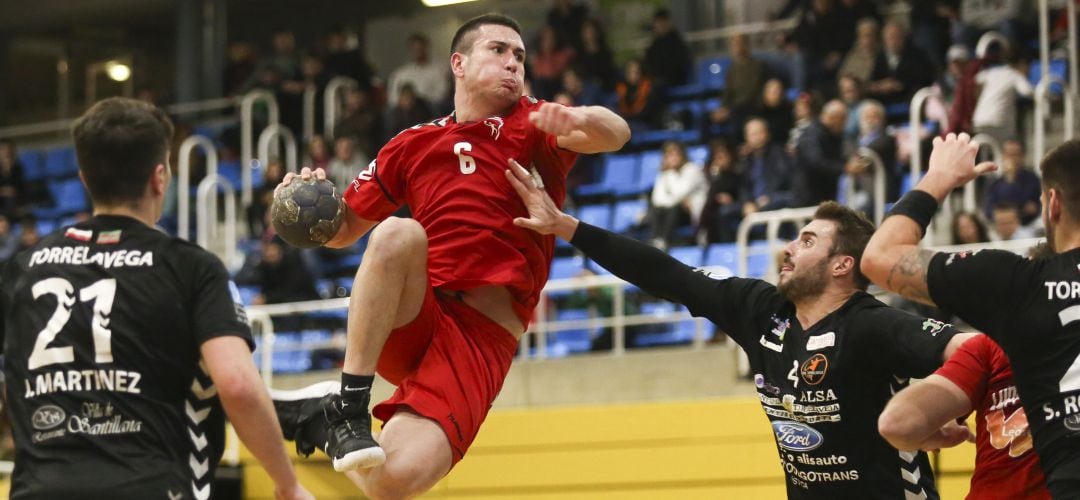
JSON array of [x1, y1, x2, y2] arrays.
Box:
[[928, 248, 1080, 497], [571, 222, 959, 499], [0, 215, 253, 500]]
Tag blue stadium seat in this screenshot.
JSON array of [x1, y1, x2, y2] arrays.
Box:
[[35, 218, 58, 236], [550, 255, 586, 281], [668, 245, 703, 267], [34, 178, 88, 219], [885, 103, 910, 119], [635, 150, 663, 194], [43, 146, 77, 178], [629, 128, 702, 147], [215, 160, 244, 191], [687, 144, 709, 166], [1029, 59, 1068, 94], [576, 204, 613, 230], [746, 241, 773, 278], [699, 57, 732, 90], [576, 154, 639, 197], [18, 149, 45, 181], [611, 199, 647, 234], [552, 308, 594, 353], [704, 243, 738, 278], [237, 285, 260, 306]]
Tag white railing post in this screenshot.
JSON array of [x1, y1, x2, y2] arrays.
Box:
[[1040, 0, 1051, 89], [736, 207, 818, 280], [196, 174, 237, 270], [975, 31, 1010, 59], [240, 89, 279, 210], [856, 147, 887, 225], [247, 310, 276, 387], [908, 86, 946, 189], [177, 135, 218, 241], [257, 123, 299, 174], [1034, 74, 1077, 170], [323, 77, 359, 141], [613, 285, 626, 355], [1069, 0, 1078, 104]]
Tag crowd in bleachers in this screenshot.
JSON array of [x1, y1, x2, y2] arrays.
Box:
[[1, 0, 1076, 363]]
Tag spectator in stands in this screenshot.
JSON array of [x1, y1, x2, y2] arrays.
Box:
[[787, 93, 816, 153], [546, 0, 588, 52], [323, 27, 376, 90], [909, 0, 957, 71], [868, 22, 934, 107], [972, 50, 1033, 143], [224, 41, 258, 96], [983, 139, 1041, 225], [646, 141, 708, 249], [951, 211, 991, 245], [990, 203, 1035, 241], [327, 136, 366, 189], [384, 84, 433, 142], [577, 19, 617, 91], [16, 219, 39, 252], [279, 54, 330, 137], [644, 8, 692, 88], [0, 139, 28, 221], [615, 59, 661, 129], [709, 33, 767, 141], [939, 44, 971, 102], [250, 159, 286, 238], [794, 100, 849, 206], [837, 74, 865, 141], [530, 25, 576, 101], [306, 134, 331, 172], [0, 214, 17, 262], [334, 87, 382, 159], [839, 18, 881, 86], [253, 238, 321, 306], [758, 79, 794, 145], [700, 140, 743, 243], [261, 28, 300, 85], [388, 34, 450, 110], [792, 0, 853, 96], [739, 118, 794, 219], [852, 100, 899, 201], [838, 0, 881, 26], [559, 68, 601, 107]]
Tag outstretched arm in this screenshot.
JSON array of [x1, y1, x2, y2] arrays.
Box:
[[531, 103, 631, 154], [861, 133, 996, 306], [878, 374, 975, 451]]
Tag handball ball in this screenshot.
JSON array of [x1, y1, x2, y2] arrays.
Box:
[[270, 177, 345, 249]]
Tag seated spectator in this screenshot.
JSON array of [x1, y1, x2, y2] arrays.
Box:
[[794, 100, 848, 206], [867, 22, 933, 107], [758, 79, 794, 145], [739, 118, 794, 218], [249, 159, 286, 238], [951, 211, 991, 245], [224, 41, 258, 97], [530, 25, 576, 101], [990, 202, 1036, 241], [559, 68, 601, 107], [787, 93, 815, 153], [306, 134, 331, 171], [851, 100, 899, 201], [333, 87, 382, 159], [646, 141, 708, 249], [972, 50, 1033, 142], [644, 8, 692, 87], [0, 215, 16, 262], [577, 18, 617, 91], [984, 139, 1041, 225], [0, 140, 28, 221], [16, 219, 40, 252], [837, 74, 864, 141], [615, 59, 662, 129], [710, 33, 767, 137], [384, 83, 434, 142], [699, 140, 743, 243], [327, 136, 366, 189], [839, 18, 881, 85], [323, 27, 376, 90], [387, 33, 450, 109], [253, 238, 320, 306]]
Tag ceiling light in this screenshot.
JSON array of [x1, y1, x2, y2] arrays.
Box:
[[105, 61, 131, 82], [421, 0, 480, 6]]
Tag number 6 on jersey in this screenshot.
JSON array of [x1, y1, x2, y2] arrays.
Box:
[[455, 142, 476, 174]]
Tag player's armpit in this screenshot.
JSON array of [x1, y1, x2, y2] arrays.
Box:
[[325, 209, 378, 249]]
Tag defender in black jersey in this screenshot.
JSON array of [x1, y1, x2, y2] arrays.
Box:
[[505, 161, 972, 499], [864, 135, 1080, 498], [0, 98, 310, 500]]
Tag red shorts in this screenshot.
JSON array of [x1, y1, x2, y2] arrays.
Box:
[[373, 286, 520, 466]]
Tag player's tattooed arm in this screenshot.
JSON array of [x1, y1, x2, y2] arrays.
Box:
[[885, 248, 936, 306]]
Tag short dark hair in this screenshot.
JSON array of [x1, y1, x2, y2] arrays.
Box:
[[814, 201, 875, 290], [1041, 139, 1080, 221], [73, 97, 174, 206], [450, 13, 522, 54]]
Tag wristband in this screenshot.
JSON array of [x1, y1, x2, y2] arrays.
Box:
[[887, 190, 938, 236]]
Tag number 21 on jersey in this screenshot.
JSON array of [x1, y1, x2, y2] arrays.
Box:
[[27, 277, 116, 370], [454, 142, 476, 174]]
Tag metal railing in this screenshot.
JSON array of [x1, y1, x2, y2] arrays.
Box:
[[908, 86, 949, 188], [1034, 74, 1077, 170], [323, 77, 358, 141], [177, 135, 219, 241], [240, 89, 279, 210], [843, 147, 888, 225], [257, 123, 299, 174], [195, 174, 237, 270]]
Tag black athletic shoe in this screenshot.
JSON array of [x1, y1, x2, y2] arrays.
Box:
[[324, 392, 387, 472], [270, 381, 339, 457]]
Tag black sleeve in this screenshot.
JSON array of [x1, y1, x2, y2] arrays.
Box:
[[927, 249, 1026, 336], [570, 222, 782, 349], [189, 250, 254, 350], [851, 305, 960, 378]]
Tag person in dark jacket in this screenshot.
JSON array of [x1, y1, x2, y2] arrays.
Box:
[[867, 22, 934, 107], [738, 118, 794, 217], [794, 100, 849, 206], [644, 8, 692, 87]]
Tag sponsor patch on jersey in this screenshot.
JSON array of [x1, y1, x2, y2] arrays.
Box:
[[483, 116, 504, 140], [96, 230, 121, 245], [31, 405, 65, 430], [921, 318, 950, 336], [772, 420, 824, 451], [771, 315, 791, 340], [1064, 414, 1080, 432], [945, 250, 981, 266], [64, 227, 92, 242], [800, 354, 829, 385], [806, 332, 835, 351]]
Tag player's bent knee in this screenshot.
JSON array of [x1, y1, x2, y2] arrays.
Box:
[[361, 460, 438, 500], [366, 217, 428, 263]]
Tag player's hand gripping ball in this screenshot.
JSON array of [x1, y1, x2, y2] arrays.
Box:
[[271, 177, 345, 248]]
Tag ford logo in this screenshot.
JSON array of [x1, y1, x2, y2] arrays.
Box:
[[772, 420, 823, 451], [31, 405, 65, 431]]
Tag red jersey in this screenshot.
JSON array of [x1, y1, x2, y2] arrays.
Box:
[[344, 96, 577, 325], [935, 334, 1051, 499]]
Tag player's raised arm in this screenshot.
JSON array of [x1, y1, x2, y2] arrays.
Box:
[[861, 133, 996, 305], [530, 103, 630, 154]]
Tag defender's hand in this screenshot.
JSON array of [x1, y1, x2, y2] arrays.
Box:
[[504, 159, 577, 241], [529, 103, 586, 137]]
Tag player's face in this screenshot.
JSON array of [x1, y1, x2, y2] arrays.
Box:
[[457, 25, 526, 106], [778, 219, 836, 301]]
